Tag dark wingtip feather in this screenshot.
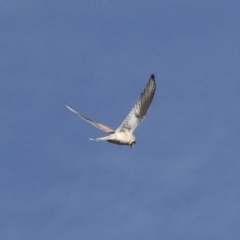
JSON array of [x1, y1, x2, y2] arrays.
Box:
[[149, 74, 156, 90]]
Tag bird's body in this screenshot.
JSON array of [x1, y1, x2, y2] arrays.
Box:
[[91, 131, 136, 146], [66, 74, 156, 147]]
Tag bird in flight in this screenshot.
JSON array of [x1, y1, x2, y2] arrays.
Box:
[[66, 74, 156, 147]]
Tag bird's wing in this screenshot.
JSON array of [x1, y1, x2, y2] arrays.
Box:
[[66, 105, 115, 133], [115, 74, 156, 133]]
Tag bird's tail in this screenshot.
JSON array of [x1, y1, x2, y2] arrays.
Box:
[[89, 135, 115, 141]]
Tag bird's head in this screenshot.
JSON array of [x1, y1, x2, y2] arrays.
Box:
[[130, 136, 136, 148]]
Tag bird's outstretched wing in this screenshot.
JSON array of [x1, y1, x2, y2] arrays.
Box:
[[115, 74, 156, 133], [65, 105, 115, 133]]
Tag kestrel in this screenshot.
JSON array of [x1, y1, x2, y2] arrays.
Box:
[[66, 74, 156, 147]]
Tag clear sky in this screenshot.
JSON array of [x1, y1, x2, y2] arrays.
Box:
[[1, 1, 240, 239]]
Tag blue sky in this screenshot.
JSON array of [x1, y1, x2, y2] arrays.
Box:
[[1, 1, 240, 239]]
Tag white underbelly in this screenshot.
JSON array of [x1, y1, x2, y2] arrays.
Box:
[[108, 132, 132, 145]]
